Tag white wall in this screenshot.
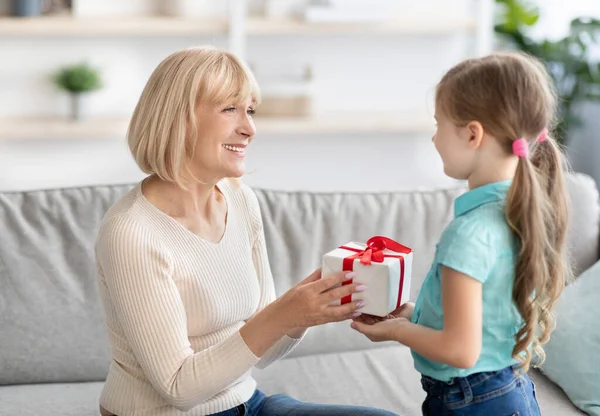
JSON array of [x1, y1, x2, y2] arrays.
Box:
[[0, 132, 458, 192], [1, 0, 597, 193], [0, 31, 468, 192], [0, 37, 229, 118], [0, 0, 478, 192], [0, 34, 468, 119]]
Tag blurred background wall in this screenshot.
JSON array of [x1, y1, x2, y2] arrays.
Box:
[[0, 0, 597, 192]]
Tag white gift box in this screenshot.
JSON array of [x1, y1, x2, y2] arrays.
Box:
[[321, 237, 412, 317]]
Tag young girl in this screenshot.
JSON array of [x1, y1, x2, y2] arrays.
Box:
[[351, 52, 572, 415]]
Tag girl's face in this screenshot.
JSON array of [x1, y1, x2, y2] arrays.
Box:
[[432, 105, 480, 181]]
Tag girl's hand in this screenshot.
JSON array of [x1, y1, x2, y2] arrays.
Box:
[[392, 301, 415, 320], [350, 316, 410, 342], [351, 301, 415, 326]]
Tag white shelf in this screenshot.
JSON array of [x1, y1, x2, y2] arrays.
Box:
[[0, 116, 131, 140], [0, 16, 228, 36], [0, 16, 476, 37], [246, 17, 476, 36], [0, 114, 434, 141]]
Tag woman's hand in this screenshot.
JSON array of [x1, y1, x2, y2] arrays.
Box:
[[241, 268, 365, 358], [272, 268, 366, 330]]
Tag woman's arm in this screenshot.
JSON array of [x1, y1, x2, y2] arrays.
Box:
[[97, 216, 287, 412], [352, 266, 482, 368], [99, 214, 361, 411]]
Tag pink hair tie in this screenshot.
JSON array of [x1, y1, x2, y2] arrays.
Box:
[[537, 128, 548, 143], [513, 138, 529, 158]]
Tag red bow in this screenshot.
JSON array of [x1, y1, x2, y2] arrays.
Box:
[[340, 235, 411, 265]]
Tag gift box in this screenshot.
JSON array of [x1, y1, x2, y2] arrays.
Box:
[[321, 236, 413, 317]]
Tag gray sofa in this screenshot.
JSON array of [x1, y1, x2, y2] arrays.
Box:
[[1, 173, 598, 415]]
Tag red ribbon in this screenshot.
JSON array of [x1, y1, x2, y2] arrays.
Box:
[[339, 236, 411, 309]]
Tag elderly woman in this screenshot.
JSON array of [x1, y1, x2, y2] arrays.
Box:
[[95, 46, 397, 416]]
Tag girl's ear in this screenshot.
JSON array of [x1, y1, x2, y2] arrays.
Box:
[[465, 121, 484, 150]]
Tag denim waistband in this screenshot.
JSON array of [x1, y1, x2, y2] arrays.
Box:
[[421, 366, 520, 397]]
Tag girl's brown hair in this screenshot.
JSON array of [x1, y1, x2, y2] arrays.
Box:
[[436, 52, 572, 372]]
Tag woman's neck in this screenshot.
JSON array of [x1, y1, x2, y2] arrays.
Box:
[[142, 175, 221, 218]]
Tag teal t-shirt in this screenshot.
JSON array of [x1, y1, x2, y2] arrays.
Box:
[[411, 180, 523, 382]]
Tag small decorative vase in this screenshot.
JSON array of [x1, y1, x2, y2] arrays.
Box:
[[70, 92, 87, 122], [11, 0, 44, 17]]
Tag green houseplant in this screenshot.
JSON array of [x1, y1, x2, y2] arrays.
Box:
[[53, 62, 102, 121], [495, 0, 600, 144]]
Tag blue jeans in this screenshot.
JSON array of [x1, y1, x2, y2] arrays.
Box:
[[420, 366, 541, 416], [210, 389, 399, 416]]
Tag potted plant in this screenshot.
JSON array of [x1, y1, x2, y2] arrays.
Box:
[[53, 62, 102, 121], [494, 0, 600, 144]]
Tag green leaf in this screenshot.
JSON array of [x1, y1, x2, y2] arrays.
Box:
[[570, 17, 600, 43], [521, 10, 540, 26], [498, 0, 540, 31], [571, 17, 600, 31], [53, 62, 102, 93], [585, 93, 600, 101]]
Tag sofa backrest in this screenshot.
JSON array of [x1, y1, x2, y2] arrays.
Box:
[[258, 173, 600, 359], [0, 185, 131, 385], [0, 173, 598, 384]]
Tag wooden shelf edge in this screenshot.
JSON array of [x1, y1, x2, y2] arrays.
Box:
[[0, 117, 130, 141], [0, 16, 229, 36], [0, 16, 476, 36], [246, 17, 477, 36]]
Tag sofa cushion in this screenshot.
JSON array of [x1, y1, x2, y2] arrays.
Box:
[[0, 173, 597, 385], [254, 345, 583, 416], [0, 185, 132, 384], [255, 345, 422, 415], [529, 370, 586, 415], [257, 173, 600, 358], [0, 354, 580, 416], [0, 381, 103, 416], [565, 174, 600, 275], [256, 186, 459, 302], [540, 259, 600, 415]]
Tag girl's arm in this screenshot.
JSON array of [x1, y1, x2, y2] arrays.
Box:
[[352, 266, 482, 369]]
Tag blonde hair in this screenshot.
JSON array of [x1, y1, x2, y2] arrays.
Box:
[[436, 52, 572, 372], [127, 46, 260, 188]]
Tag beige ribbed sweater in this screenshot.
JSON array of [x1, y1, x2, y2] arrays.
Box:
[[95, 179, 303, 416]]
